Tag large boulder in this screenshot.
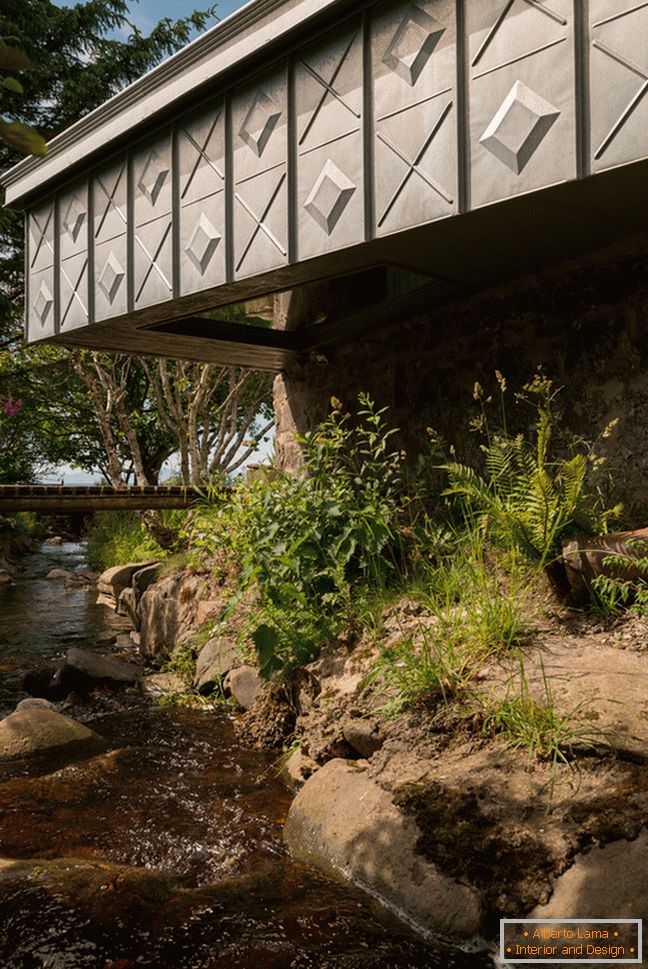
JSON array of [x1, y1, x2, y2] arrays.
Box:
[[132, 563, 160, 602], [117, 586, 139, 628], [194, 637, 239, 693], [224, 665, 261, 710], [61, 648, 142, 691], [284, 758, 482, 939], [97, 561, 158, 603], [531, 829, 648, 920], [138, 572, 204, 661], [0, 705, 103, 760]]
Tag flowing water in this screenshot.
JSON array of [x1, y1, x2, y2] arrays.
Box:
[[0, 544, 495, 969]]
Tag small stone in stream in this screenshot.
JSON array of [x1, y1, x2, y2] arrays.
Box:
[[0, 704, 103, 760], [0, 558, 16, 575], [43, 536, 63, 546], [193, 637, 239, 693], [0, 569, 13, 584], [224, 665, 261, 710], [139, 672, 187, 697], [46, 568, 75, 580], [15, 697, 54, 710], [342, 719, 385, 758]]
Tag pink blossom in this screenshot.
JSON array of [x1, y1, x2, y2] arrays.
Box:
[[1, 397, 22, 416]]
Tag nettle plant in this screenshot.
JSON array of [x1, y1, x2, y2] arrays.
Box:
[[230, 394, 423, 678]]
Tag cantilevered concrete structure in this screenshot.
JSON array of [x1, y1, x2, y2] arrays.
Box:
[[0, 0, 646, 370]]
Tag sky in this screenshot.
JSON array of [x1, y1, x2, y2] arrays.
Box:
[[45, 0, 269, 484], [54, 0, 249, 34]]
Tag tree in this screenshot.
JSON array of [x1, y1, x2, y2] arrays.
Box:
[[0, 1, 277, 486], [0, 0, 217, 345]]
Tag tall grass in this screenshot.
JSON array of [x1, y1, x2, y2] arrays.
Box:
[[84, 511, 167, 572]]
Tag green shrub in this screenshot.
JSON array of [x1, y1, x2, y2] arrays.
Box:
[[187, 394, 432, 678], [84, 511, 167, 572]]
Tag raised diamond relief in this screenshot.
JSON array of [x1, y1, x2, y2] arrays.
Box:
[[138, 151, 168, 205], [383, 3, 445, 86], [304, 160, 356, 235], [98, 252, 125, 305], [239, 91, 282, 157], [63, 194, 86, 243], [34, 280, 53, 324], [186, 214, 221, 275], [480, 81, 560, 174]]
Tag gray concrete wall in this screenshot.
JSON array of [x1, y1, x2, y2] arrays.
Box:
[[274, 232, 648, 520]]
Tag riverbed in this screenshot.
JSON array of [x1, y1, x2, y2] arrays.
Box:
[[0, 543, 495, 968]]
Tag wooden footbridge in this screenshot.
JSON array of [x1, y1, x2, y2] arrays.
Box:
[[0, 484, 200, 513]]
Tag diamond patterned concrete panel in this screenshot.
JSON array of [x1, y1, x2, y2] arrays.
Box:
[[63, 194, 86, 243], [480, 80, 560, 174], [304, 160, 356, 235], [239, 91, 282, 157], [34, 280, 54, 324], [98, 252, 125, 305], [138, 150, 169, 205], [185, 214, 222, 275], [383, 2, 445, 86]]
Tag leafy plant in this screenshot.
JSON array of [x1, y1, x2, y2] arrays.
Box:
[[188, 395, 432, 678], [591, 539, 648, 616], [442, 374, 621, 592]]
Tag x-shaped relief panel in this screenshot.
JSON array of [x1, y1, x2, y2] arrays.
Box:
[[22, 0, 648, 340]]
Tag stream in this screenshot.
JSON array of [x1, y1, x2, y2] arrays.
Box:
[[0, 543, 495, 968]]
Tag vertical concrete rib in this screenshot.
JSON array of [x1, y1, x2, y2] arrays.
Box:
[[362, 7, 375, 241], [287, 52, 298, 264], [171, 121, 181, 298], [53, 194, 61, 335], [87, 173, 95, 325], [456, 0, 470, 213], [574, 0, 591, 179], [224, 92, 234, 284], [126, 149, 134, 313]]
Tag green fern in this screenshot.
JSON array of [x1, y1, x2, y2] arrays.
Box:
[[442, 376, 621, 576]]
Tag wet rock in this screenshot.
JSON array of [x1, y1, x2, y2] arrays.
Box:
[[77, 566, 99, 581], [0, 705, 103, 760], [224, 665, 260, 710], [97, 561, 158, 603], [531, 828, 648, 919], [62, 648, 142, 689], [0, 569, 13, 584], [284, 758, 482, 939], [139, 672, 187, 697], [0, 558, 16, 575], [343, 719, 384, 758], [194, 637, 239, 693], [43, 536, 63, 546], [46, 568, 75, 580]]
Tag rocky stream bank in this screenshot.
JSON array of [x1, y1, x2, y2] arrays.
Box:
[[21, 556, 646, 962], [6, 547, 648, 965], [0, 543, 494, 969]]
